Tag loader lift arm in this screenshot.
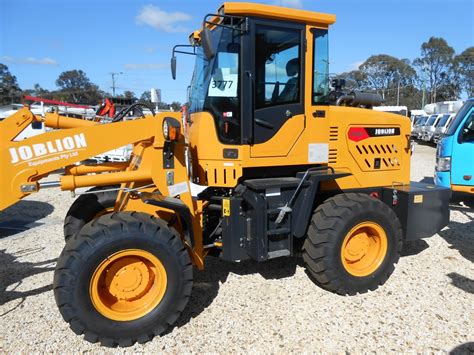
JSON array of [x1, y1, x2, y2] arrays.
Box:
[[0, 106, 172, 212]]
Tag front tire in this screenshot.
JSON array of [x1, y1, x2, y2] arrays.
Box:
[[54, 212, 193, 347], [302, 193, 402, 295], [64, 186, 118, 242]]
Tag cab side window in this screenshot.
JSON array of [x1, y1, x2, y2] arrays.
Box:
[[255, 26, 301, 109], [461, 112, 474, 142], [312, 28, 329, 104]]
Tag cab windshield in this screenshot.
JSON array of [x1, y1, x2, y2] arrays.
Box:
[[436, 114, 451, 127], [417, 116, 428, 126], [189, 26, 242, 144], [446, 101, 473, 136], [427, 115, 437, 126]]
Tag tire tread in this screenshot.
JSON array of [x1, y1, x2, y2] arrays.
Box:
[[54, 211, 193, 347], [303, 193, 402, 295]]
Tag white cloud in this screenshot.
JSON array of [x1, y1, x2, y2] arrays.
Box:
[[24, 57, 58, 65], [1, 56, 58, 66], [136, 5, 191, 33], [144, 46, 157, 54], [350, 61, 364, 71], [272, 0, 303, 9], [124, 63, 167, 70]]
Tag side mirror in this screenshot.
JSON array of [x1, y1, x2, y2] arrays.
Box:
[[201, 27, 216, 60], [171, 56, 177, 80]]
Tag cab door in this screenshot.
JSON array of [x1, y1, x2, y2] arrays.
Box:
[[248, 19, 306, 158], [451, 108, 474, 187]]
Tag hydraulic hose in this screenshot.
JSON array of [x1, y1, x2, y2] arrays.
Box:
[[113, 101, 157, 122]]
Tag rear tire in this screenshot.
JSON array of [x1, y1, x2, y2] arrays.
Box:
[[64, 186, 118, 242], [54, 212, 193, 347], [302, 193, 402, 295]]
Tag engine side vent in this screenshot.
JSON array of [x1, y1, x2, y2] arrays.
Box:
[[329, 149, 338, 164], [204, 161, 242, 187], [329, 126, 339, 141], [210, 167, 238, 185]]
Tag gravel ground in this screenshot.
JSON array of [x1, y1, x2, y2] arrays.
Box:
[[0, 143, 473, 353]]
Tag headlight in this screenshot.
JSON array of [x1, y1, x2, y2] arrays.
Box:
[[436, 156, 451, 172], [162, 117, 181, 142], [163, 120, 169, 139]]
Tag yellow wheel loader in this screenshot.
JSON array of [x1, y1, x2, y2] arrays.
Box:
[[0, 3, 450, 347]]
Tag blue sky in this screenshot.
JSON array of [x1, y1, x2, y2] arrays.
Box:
[[1, 0, 473, 103]]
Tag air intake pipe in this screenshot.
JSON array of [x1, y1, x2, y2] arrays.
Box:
[[336, 91, 383, 108]]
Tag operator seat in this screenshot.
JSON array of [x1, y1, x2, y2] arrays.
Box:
[[278, 58, 299, 102]]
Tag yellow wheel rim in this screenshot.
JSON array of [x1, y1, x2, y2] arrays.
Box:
[[341, 222, 388, 277], [90, 249, 167, 321]]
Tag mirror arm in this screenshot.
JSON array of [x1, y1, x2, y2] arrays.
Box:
[[171, 45, 197, 80], [172, 45, 197, 57], [203, 14, 248, 33]]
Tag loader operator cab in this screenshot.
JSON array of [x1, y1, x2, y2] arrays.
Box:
[[172, 6, 331, 146]]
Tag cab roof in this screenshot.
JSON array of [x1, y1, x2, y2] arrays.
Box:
[[221, 2, 336, 27]]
